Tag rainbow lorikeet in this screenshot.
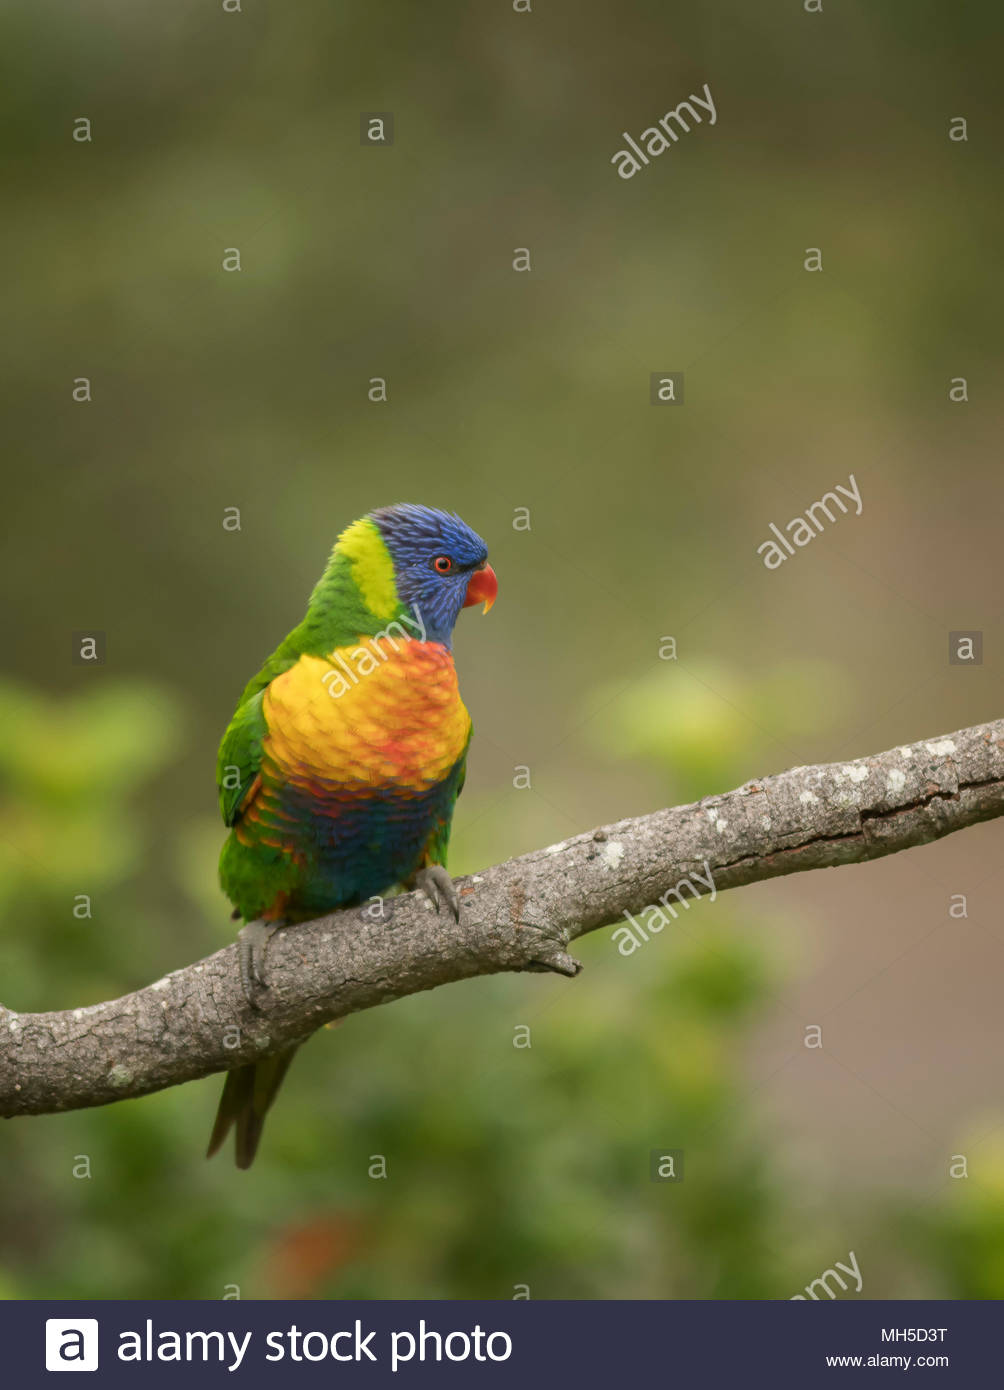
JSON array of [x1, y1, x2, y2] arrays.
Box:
[[206, 504, 497, 1168]]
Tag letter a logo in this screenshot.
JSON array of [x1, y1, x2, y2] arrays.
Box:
[[45, 1319, 99, 1371]]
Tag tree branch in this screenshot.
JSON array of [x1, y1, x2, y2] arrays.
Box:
[[3, 718, 1003, 1119]]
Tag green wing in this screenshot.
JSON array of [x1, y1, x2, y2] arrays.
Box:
[[216, 619, 314, 827], [216, 688, 269, 826]]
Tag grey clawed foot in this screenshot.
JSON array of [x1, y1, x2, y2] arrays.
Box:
[[238, 918, 283, 1008], [415, 865, 461, 921]]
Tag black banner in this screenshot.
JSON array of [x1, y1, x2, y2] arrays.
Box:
[[13, 1299, 989, 1388]]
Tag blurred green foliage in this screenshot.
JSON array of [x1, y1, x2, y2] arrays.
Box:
[[2, 677, 1001, 1300], [585, 657, 854, 802]]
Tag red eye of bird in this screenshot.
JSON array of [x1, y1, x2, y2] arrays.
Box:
[[433, 555, 453, 574]]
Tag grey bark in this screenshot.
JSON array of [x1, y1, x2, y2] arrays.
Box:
[[2, 718, 1002, 1119]]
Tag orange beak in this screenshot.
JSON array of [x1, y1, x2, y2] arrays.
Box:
[[463, 562, 498, 613]]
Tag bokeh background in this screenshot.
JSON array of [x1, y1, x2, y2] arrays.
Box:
[[2, 0, 1003, 1299]]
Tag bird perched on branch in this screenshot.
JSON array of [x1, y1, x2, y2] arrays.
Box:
[[206, 504, 497, 1167]]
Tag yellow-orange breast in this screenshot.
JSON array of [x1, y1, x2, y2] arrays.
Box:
[[261, 637, 471, 795]]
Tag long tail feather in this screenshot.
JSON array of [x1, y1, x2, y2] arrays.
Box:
[[206, 1046, 300, 1169]]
